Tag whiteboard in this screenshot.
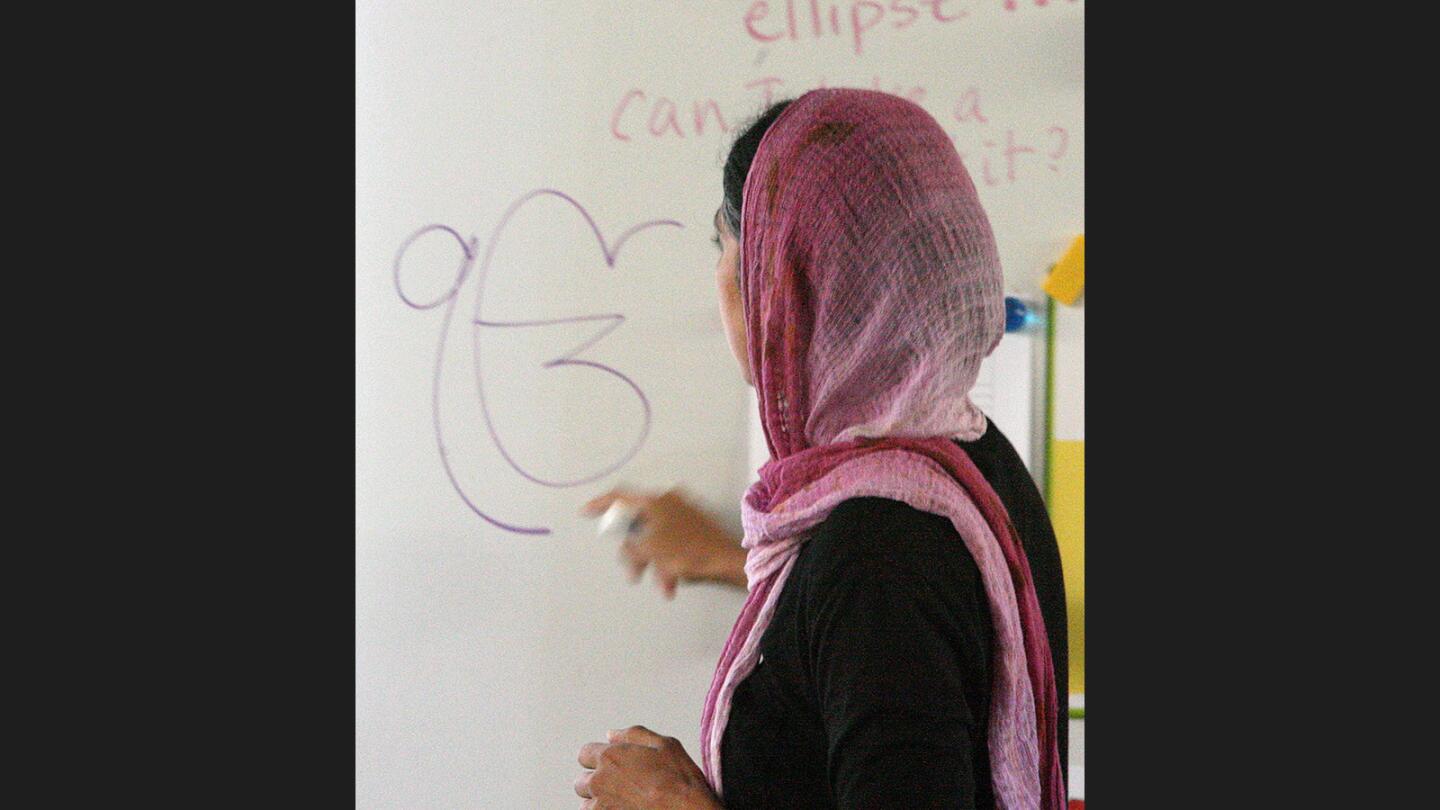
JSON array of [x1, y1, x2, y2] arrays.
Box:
[[357, 2, 1082, 807]]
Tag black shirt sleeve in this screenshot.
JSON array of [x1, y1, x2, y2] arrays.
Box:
[[795, 497, 995, 809]]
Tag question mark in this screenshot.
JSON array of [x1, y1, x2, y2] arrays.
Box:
[[1045, 126, 1068, 171]]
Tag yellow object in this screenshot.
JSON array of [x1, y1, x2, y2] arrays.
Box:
[[1042, 235, 1085, 305], [1048, 439, 1085, 694]]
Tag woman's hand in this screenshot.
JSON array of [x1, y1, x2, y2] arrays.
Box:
[[574, 725, 721, 810], [581, 487, 747, 598]]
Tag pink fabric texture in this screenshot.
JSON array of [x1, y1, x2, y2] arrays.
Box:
[[698, 89, 1063, 809]]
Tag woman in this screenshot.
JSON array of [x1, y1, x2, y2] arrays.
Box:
[[574, 88, 1068, 809]]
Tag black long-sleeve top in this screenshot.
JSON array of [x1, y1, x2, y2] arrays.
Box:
[[718, 422, 1068, 809]]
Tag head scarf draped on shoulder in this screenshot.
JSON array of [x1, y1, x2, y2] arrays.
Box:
[[699, 88, 1064, 809]]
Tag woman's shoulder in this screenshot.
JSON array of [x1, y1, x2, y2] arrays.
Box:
[[793, 496, 982, 589], [784, 497, 994, 669]]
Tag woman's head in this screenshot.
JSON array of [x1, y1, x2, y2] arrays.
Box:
[[719, 88, 1003, 460]]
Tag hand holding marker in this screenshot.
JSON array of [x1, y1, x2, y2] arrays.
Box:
[[582, 487, 748, 599]]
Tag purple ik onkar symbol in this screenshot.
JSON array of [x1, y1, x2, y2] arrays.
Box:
[[393, 189, 682, 535]]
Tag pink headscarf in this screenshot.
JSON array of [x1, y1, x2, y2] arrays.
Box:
[[699, 89, 1064, 809]]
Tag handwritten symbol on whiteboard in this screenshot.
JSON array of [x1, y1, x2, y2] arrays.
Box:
[[392, 189, 683, 535]]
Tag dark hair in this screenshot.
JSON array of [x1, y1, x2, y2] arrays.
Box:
[[721, 99, 793, 239]]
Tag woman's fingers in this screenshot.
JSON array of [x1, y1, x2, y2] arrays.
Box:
[[577, 741, 608, 769], [573, 769, 594, 798], [607, 725, 668, 747], [619, 543, 648, 583], [580, 487, 651, 517], [657, 572, 678, 600]]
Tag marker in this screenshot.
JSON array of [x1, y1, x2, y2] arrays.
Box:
[[596, 500, 644, 540]]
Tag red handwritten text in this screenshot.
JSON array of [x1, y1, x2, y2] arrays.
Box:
[[743, 0, 967, 56], [610, 75, 924, 141], [607, 81, 1072, 186]]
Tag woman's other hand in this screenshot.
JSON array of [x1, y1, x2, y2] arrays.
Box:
[[581, 487, 747, 598], [574, 726, 721, 810]]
